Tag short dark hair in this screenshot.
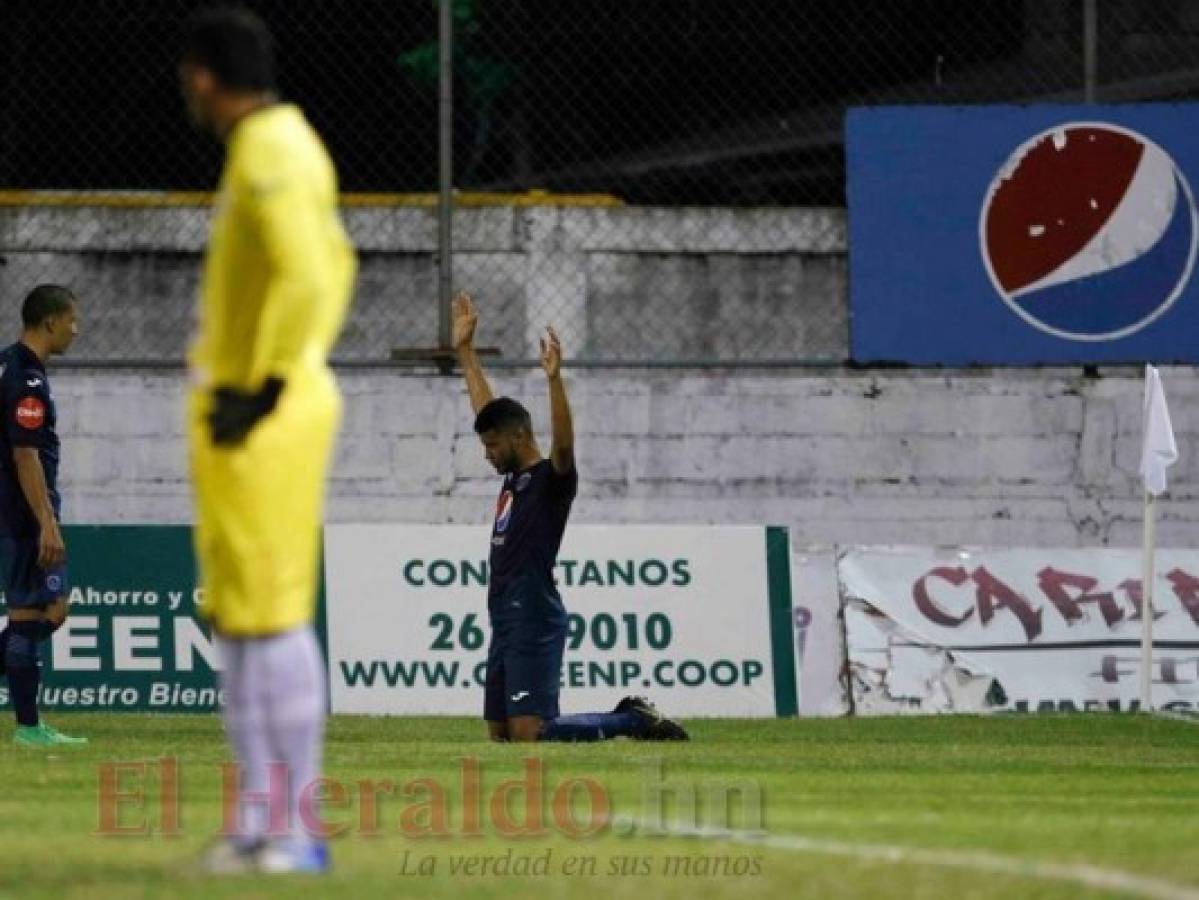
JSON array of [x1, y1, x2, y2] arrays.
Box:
[[475, 397, 532, 435], [183, 8, 276, 92], [22, 284, 76, 328]]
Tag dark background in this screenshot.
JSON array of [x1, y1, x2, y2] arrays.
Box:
[[3, 1, 1187, 204]]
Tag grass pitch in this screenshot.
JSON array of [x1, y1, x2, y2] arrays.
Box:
[[0, 714, 1196, 899]]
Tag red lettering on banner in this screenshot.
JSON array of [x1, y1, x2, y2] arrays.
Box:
[[972, 567, 1043, 641], [1116, 579, 1166, 622], [906, 561, 1199, 641], [1166, 569, 1199, 626], [1098, 655, 1124, 683], [1037, 567, 1124, 628], [1119, 579, 1145, 620], [912, 567, 974, 627]]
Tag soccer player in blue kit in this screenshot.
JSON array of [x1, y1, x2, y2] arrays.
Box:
[[0, 285, 86, 747], [453, 292, 687, 743]]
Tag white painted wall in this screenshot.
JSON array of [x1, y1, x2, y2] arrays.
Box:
[[0, 205, 848, 363], [50, 366, 1199, 548]]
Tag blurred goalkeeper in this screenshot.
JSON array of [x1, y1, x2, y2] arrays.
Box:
[[454, 292, 687, 743], [181, 9, 354, 874]]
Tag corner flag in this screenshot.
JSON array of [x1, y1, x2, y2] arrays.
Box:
[[1139, 364, 1178, 711], [1140, 365, 1177, 497]]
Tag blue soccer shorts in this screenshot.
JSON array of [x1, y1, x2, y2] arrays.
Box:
[[0, 537, 69, 609], [483, 583, 567, 722]]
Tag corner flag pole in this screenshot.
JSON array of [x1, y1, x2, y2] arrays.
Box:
[[1138, 364, 1178, 713], [1139, 489, 1155, 711]]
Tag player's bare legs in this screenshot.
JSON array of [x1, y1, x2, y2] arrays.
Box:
[[507, 715, 542, 743]]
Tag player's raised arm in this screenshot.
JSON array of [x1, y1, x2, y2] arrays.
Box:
[[540, 326, 574, 474], [453, 291, 495, 414]]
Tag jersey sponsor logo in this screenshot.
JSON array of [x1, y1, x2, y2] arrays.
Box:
[[494, 490, 514, 534], [26, 377, 43, 388], [14, 396, 45, 430], [510, 690, 530, 703]]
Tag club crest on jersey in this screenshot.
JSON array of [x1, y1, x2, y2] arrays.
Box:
[[494, 490, 514, 534]]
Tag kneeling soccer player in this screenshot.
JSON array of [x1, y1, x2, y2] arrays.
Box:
[[453, 291, 688, 743]]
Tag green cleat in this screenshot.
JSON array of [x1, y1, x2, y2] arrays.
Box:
[[13, 723, 88, 747]]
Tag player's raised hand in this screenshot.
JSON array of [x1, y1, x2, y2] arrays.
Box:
[[540, 326, 562, 379], [452, 291, 478, 350]]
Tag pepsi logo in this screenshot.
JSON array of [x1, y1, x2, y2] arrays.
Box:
[[980, 123, 1197, 340], [494, 490, 514, 534]]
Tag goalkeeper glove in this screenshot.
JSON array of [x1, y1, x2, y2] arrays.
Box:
[[208, 377, 285, 446]]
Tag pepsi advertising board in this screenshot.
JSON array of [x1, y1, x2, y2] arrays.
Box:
[[848, 105, 1199, 364]]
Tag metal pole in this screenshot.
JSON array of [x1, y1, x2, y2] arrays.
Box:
[[1140, 491, 1156, 712], [1083, 0, 1098, 102], [437, 0, 454, 353]]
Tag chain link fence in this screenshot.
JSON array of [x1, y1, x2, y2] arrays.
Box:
[[1, 1, 1197, 365]]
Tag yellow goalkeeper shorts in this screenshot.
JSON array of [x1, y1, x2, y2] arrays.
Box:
[[188, 365, 341, 637]]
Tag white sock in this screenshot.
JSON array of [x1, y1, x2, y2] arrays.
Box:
[[259, 626, 327, 849], [216, 636, 273, 848], [217, 627, 327, 850]]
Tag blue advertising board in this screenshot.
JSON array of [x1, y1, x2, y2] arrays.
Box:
[[848, 105, 1199, 364]]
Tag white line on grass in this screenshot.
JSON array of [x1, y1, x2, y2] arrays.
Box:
[[1153, 710, 1199, 726], [615, 818, 1199, 900]]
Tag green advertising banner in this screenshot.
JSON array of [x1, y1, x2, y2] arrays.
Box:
[[0, 526, 218, 712]]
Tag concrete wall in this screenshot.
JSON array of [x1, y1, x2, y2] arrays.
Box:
[[0, 205, 847, 363], [50, 366, 1199, 548]]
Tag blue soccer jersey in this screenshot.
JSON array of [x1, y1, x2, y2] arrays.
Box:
[[483, 458, 577, 722], [487, 459, 577, 606], [0, 341, 68, 607], [0, 342, 60, 538]]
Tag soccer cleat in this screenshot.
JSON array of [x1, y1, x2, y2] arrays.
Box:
[[197, 838, 262, 875], [256, 839, 331, 875], [38, 722, 88, 744], [13, 722, 88, 746], [614, 695, 690, 741]]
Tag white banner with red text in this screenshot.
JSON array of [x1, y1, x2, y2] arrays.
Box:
[[838, 547, 1199, 714]]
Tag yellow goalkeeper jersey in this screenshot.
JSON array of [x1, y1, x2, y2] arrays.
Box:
[[189, 103, 355, 637], [191, 103, 354, 386]]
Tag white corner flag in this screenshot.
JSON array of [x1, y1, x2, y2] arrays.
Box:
[[1138, 364, 1178, 712], [1140, 365, 1178, 496]]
